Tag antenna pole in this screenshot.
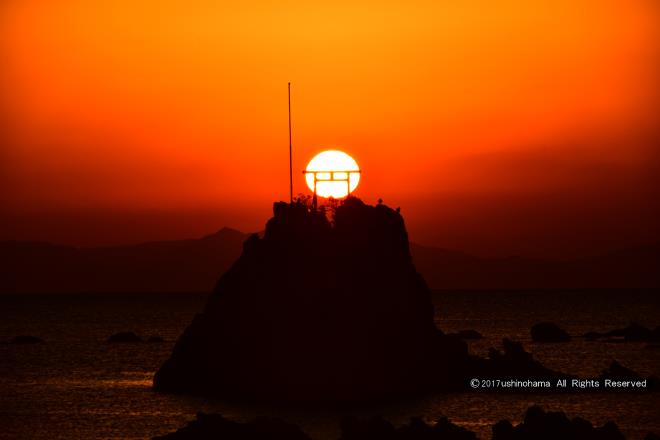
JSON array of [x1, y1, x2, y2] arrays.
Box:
[[288, 82, 293, 203]]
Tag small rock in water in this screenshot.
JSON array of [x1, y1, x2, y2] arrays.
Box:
[[531, 322, 571, 342], [476, 338, 571, 382], [596, 360, 659, 389], [598, 360, 641, 380], [108, 331, 142, 343]]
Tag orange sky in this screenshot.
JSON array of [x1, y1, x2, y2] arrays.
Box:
[[1, 0, 658, 257]]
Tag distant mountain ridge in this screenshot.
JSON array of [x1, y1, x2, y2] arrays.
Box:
[[410, 243, 659, 289], [1, 228, 658, 293], [0, 227, 249, 293]]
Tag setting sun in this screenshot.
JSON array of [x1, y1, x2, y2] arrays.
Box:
[[304, 150, 360, 199]]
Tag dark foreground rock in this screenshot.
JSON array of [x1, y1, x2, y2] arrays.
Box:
[[531, 322, 571, 342], [341, 415, 476, 440], [147, 335, 165, 343], [584, 323, 660, 342], [154, 198, 469, 402], [152, 413, 311, 440], [9, 335, 44, 344], [108, 331, 142, 343], [155, 406, 649, 440], [492, 405, 624, 440], [448, 330, 483, 340]]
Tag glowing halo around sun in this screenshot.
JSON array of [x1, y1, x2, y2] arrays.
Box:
[[304, 150, 360, 199]]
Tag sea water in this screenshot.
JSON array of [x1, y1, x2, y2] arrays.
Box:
[[1, 290, 658, 439]]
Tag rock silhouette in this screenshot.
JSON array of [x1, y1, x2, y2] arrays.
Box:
[[9, 335, 44, 344], [448, 330, 483, 340], [154, 198, 467, 401], [597, 360, 658, 388], [152, 413, 311, 440], [470, 338, 570, 382], [492, 405, 625, 440], [108, 331, 142, 343], [154, 406, 642, 440], [599, 361, 644, 381], [531, 322, 571, 342], [340, 415, 477, 440]]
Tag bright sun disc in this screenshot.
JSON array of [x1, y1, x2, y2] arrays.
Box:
[[305, 150, 360, 198]]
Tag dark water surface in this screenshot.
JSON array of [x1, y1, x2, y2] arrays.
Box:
[[1, 290, 658, 439]]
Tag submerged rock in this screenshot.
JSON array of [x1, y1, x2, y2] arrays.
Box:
[[492, 406, 625, 440], [10, 335, 44, 344], [531, 322, 571, 342], [154, 198, 467, 402], [152, 413, 311, 440], [108, 331, 142, 343]]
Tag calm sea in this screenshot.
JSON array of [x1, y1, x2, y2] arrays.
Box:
[[1, 290, 658, 440]]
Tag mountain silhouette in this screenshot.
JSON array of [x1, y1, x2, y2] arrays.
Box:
[[412, 243, 660, 289], [1, 228, 658, 294], [0, 228, 248, 293]]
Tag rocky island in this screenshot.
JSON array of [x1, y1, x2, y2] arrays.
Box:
[[154, 197, 473, 401]]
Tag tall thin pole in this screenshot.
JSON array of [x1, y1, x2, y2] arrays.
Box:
[[288, 82, 293, 203]]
